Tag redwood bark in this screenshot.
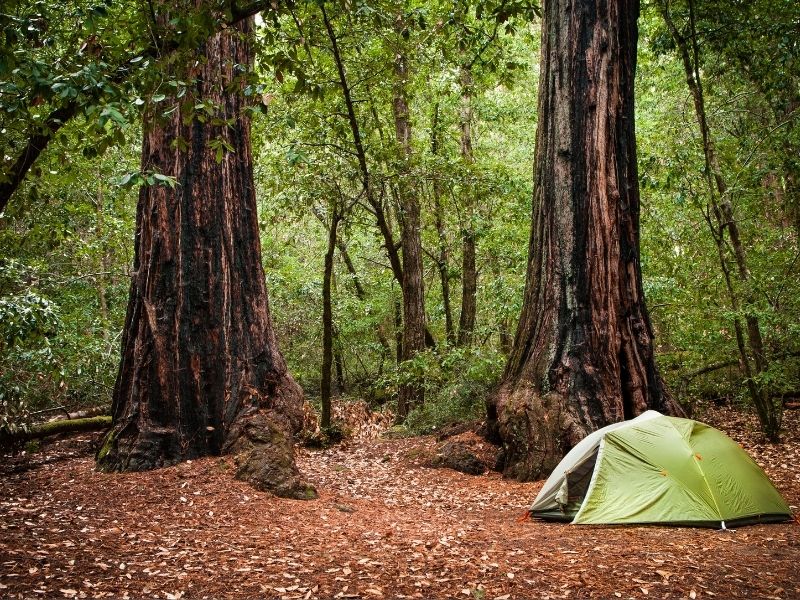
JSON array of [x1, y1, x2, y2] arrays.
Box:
[[97, 20, 312, 497], [488, 0, 682, 481]]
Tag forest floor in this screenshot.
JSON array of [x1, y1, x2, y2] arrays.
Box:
[[1, 405, 798, 600]]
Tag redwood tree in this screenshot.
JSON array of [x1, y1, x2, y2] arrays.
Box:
[[487, 0, 683, 481], [97, 19, 314, 499]]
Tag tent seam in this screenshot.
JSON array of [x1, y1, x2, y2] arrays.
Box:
[[572, 438, 606, 524], [604, 423, 721, 518], [665, 419, 724, 523]]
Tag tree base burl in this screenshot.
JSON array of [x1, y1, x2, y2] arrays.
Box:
[[224, 410, 317, 500], [490, 386, 586, 482], [98, 409, 317, 501]]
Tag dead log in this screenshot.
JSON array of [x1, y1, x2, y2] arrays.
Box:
[[1, 416, 112, 450], [52, 406, 111, 421]]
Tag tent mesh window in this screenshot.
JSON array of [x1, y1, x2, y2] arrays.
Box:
[[561, 448, 599, 517]]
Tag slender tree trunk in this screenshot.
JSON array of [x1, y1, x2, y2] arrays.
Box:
[[457, 65, 477, 347], [95, 175, 111, 344], [660, 0, 780, 440], [487, 0, 683, 481], [434, 197, 455, 345], [333, 328, 346, 395], [0, 3, 277, 215], [96, 20, 314, 498], [430, 104, 455, 345], [0, 105, 78, 215], [394, 292, 403, 365], [321, 4, 404, 285], [499, 317, 513, 355], [322, 6, 436, 353], [311, 206, 392, 355], [392, 17, 426, 417], [321, 206, 342, 429]]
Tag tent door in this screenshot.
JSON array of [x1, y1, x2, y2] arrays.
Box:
[[562, 448, 599, 515]]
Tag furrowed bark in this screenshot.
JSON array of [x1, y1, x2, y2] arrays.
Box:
[[97, 19, 314, 499], [488, 0, 682, 481]]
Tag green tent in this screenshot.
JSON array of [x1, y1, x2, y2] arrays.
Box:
[[530, 411, 792, 527]]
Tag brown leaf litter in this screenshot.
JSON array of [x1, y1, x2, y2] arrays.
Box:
[[1, 404, 798, 599]]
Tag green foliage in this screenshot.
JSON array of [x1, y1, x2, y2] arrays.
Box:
[[400, 346, 505, 434], [638, 3, 800, 416], [0, 141, 136, 430], [0, 269, 59, 347], [0, 259, 59, 433]]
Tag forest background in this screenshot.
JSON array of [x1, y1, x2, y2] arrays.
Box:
[[1, 0, 798, 442]]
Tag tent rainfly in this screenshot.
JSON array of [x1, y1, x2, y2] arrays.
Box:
[[530, 411, 792, 528]]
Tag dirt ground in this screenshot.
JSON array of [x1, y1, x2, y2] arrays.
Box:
[[1, 405, 798, 599]]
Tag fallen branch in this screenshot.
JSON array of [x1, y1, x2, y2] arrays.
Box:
[[680, 359, 740, 383], [676, 350, 800, 403], [1, 416, 111, 450], [51, 406, 111, 422]]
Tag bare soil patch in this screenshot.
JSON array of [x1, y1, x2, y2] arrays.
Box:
[[1, 405, 798, 599]]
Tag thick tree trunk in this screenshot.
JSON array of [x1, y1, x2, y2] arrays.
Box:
[[457, 66, 477, 347], [96, 20, 314, 499], [488, 0, 682, 481], [392, 21, 426, 417], [321, 207, 342, 429]]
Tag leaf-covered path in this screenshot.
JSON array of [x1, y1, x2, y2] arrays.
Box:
[[1, 408, 798, 599]]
